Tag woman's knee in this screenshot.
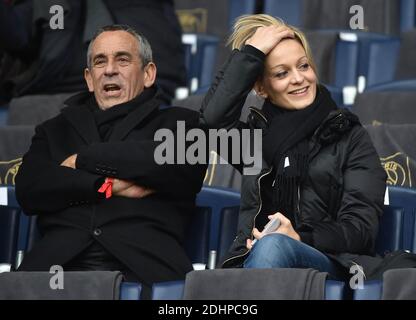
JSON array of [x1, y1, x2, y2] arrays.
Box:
[[245, 234, 298, 268], [255, 233, 296, 253]]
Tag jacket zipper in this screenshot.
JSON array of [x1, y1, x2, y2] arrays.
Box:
[[296, 185, 301, 227], [221, 166, 274, 267], [251, 167, 274, 238], [249, 107, 268, 124]]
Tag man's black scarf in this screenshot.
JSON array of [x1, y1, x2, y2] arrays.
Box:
[[89, 86, 156, 141], [261, 85, 337, 224]]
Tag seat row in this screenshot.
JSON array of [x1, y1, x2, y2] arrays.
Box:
[[1, 185, 416, 300], [120, 278, 347, 300]]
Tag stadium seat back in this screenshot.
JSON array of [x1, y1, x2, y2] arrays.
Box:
[[0, 186, 20, 265], [217, 206, 239, 262], [353, 280, 383, 300], [376, 206, 405, 256], [400, 0, 416, 32], [151, 280, 185, 300], [228, 0, 256, 29], [120, 282, 142, 300], [387, 186, 416, 252], [185, 206, 211, 264], [263, 0, 302, 27], [324, 280, 346, 300], [196, 187, 240, 266]]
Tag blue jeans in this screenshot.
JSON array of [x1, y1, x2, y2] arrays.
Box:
[[243, 234, 342, 279]]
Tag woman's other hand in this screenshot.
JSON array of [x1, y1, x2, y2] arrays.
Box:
[[246, 212, 301, 249], [269, 212, 300, 241], [246, 227, 263, 250]]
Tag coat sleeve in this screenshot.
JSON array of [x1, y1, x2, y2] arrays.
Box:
[[199, 45, 265, 130], [299, 126, 387, 254], [15, 125, 104, 215], [75, 114, 207, 196]]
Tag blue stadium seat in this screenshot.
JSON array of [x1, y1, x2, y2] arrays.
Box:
[[325, 84, 344, 107], [196, 186, 240, 267], [400, 0, 416, 32], [182, 34, 219, 94], [376, 206, 405, 256], [217, 206, 239, 263], [334, 35, 360, 90], [0, 105, 8, 126], [263, 0, 302, 27], [337, 32, 400, 91], [387, 186, 416, 252], [324, 280, 346, 300], [184, 206, 211, 264], [310, 31, 360, 105], [353, 280, 383, 300], [228, 0, 256, 29], [363, 38, 401, 88], [365, 79, 416, 92], [120, 282, 142, 300], [0, 186, 21, 266], [26, 215, 40, 252], [16, 211, 30, 264], [0, 186, 38, 269], [151, 280, 185, 300]]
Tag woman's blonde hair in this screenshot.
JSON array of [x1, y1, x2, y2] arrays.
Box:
[[228, 14, 317, 75]]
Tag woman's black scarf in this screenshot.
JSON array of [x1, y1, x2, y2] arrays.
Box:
[[262, 85, 337, 224]]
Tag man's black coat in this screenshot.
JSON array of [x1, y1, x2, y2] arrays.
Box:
[[16, 89, 207, 286]]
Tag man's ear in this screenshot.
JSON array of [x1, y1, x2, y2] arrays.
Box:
[[84, 68, 94, 92], [254, 79, 268, 99], [143, 62, 157, 88]]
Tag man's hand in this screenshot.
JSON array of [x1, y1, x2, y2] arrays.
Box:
[[245, 212, 300, 250], [112, 178, 155, 199], [60, 154, 78, 169], [245, 25, 294, 55]]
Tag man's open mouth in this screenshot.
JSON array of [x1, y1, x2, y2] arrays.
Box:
[[104, 84, 121, 92], [103, 84, 122, 97]]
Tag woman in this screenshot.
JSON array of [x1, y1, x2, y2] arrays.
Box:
[[200, 14, 386, 279]]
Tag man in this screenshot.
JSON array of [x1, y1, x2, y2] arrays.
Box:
[[15, 25, 206, 297]]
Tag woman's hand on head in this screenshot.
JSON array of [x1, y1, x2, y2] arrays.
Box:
[[245, 25, 295, 55]]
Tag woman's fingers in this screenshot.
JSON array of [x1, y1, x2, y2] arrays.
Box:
[[246, 238, 253, 250], [268, 212, 290, 226], [252, 227, 262, 239], [245, 25, 295, 55]]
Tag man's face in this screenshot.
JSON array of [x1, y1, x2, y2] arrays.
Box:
[[84, 30, 156, 110]]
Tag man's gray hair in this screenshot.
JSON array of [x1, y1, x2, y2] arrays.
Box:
[[87, 24, 153, 69]]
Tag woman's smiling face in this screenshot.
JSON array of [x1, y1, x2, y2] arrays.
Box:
[[256, 38, 318, 110]]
